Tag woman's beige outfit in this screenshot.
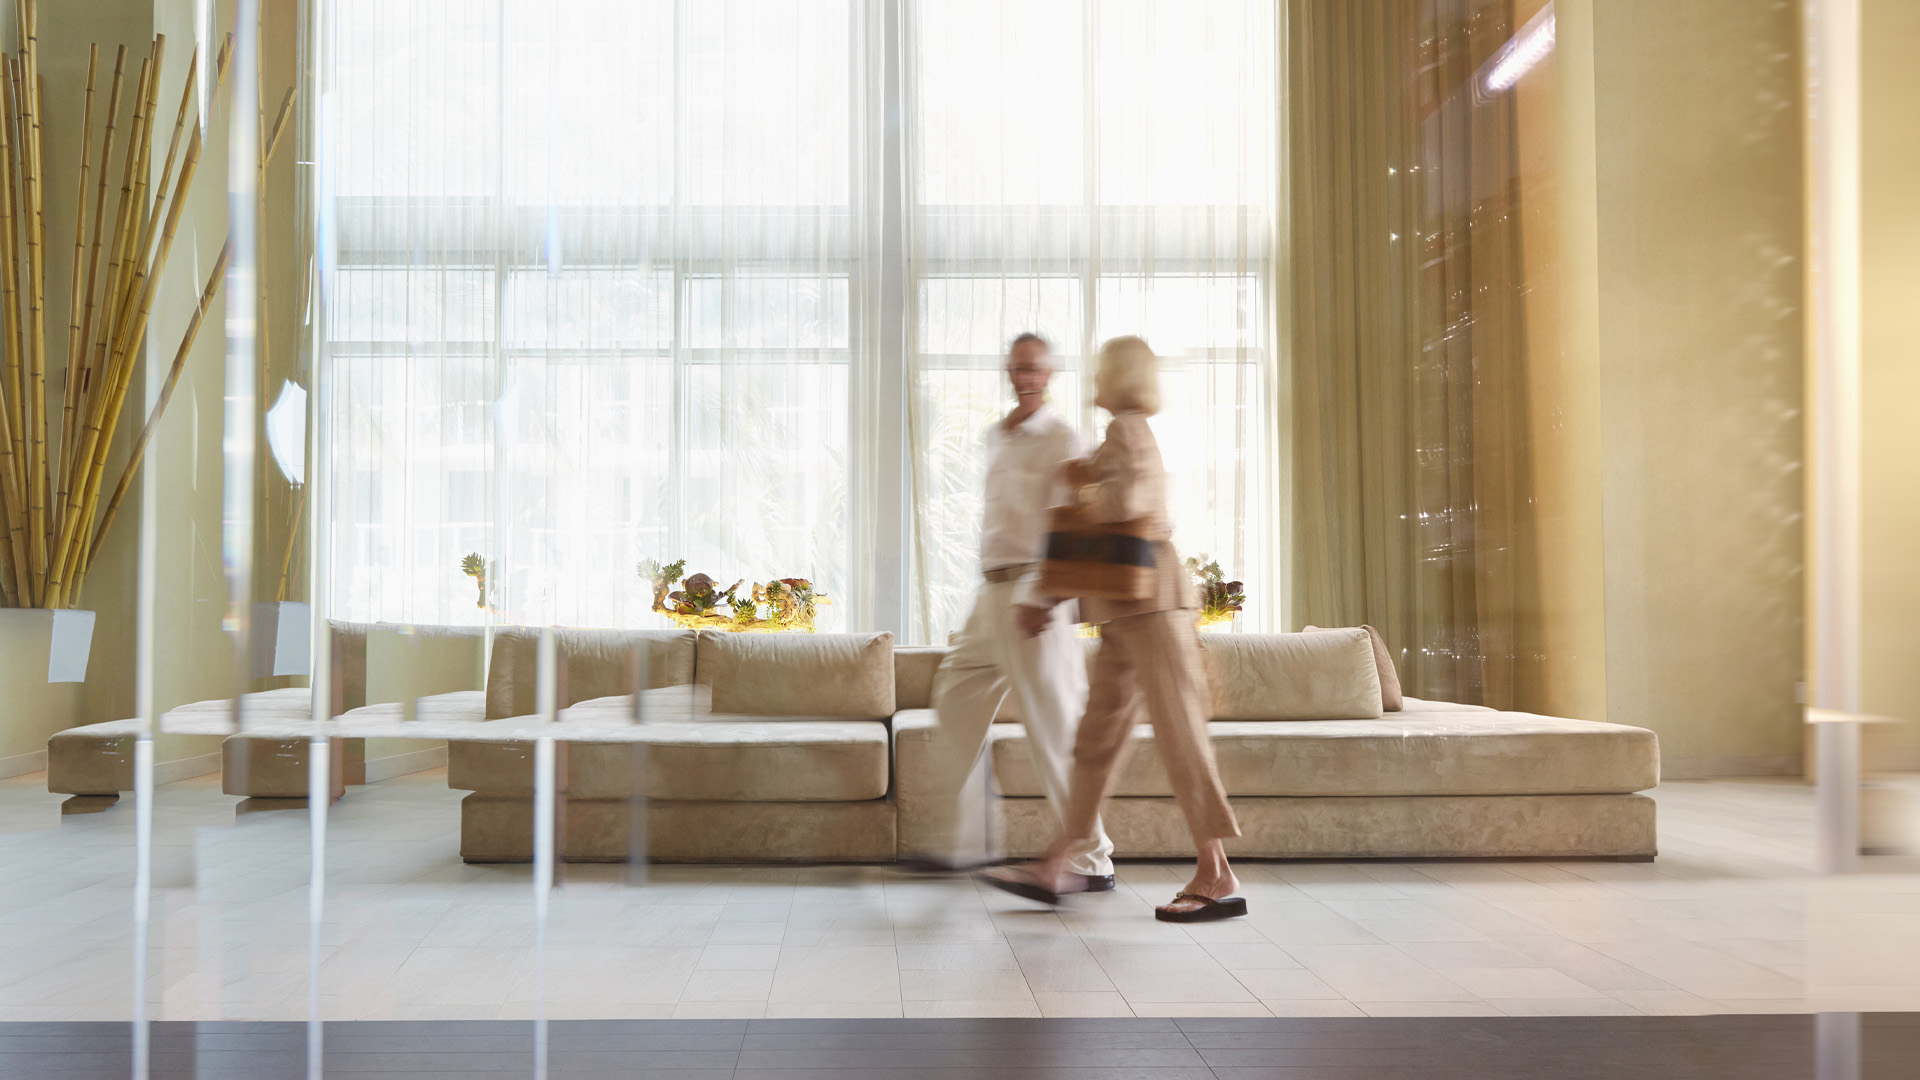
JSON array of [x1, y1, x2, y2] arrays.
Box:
[[1047, 411, 1240, 847]]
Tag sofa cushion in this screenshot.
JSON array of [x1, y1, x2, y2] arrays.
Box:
[[1202, 631, 1382, 720], [337, 689, 489, 728], [160, 686, 317, 730], [989, 707, 1659, 797], [1303, 624, 1403, 711], [366, 624, 487, 705], [329, 620, 373, 713], [700, 631, 894, 718], [487, 627, 697, 718], [447, 711, 889, 802], [894, 646, 946, 711]]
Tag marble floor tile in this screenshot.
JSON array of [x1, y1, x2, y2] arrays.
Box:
[[1228, 968, 1341, 1001], [682, 969, 776, 1002], [767, 947, 900, 1005], [1032, 990, 1134, 1016], [1285, 944, 1477, 1003], [1436, 966, 1608, 1000], [1088, 946, 1258, 1004]]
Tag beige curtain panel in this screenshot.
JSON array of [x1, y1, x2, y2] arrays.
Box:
[[1285, 0, 1533, 709]]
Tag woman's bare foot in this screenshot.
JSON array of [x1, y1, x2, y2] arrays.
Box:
[[1155, 840, 1242, 917]]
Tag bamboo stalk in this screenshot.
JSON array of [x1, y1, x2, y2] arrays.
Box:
[[98, 37, 160, 383], [0, 364, 26, 601], [55, 45, 97, 535], [21, 0, 51, 600], [83, 242, 228, 575], [0, 64, 25, 560], [132, 46, 193, 309], [68, 46, 126, 489], [261, 86, 295, 181], [87, 55, 148, 402], [1, 60, 35, 603]]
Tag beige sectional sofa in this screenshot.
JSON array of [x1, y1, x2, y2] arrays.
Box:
[[46, 619, 1658, 864], [448, 628, 1657, 864]]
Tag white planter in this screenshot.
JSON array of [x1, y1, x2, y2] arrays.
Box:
[[0, 608, 95, 682], [250, 601, 311, 678]]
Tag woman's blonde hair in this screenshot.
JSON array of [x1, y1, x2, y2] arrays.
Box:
[[1095, 335, 1161, 415]]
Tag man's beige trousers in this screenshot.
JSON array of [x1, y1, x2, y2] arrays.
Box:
[[919, 580, 1115, 876]]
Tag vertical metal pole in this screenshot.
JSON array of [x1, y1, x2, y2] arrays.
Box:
[[1817, 721, 1861, 874], [130, 497, 154, 1080], [130, 233, 161, 1080], [532, 627, 557, 1080], [1806, 0, 1863, 874], [866, 0, 909, 639], [1816, 1012, 1862, 1080], [226, 1, 262, 732], [303, 0, 336, 1070]]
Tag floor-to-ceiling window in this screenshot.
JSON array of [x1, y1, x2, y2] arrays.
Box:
[[324, 0, 1275, 640], [905, 0, 1278, 640]]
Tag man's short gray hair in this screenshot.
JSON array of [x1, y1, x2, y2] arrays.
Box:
[[1007, 332, 1049, 356]]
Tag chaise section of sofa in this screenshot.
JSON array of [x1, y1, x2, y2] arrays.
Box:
[[449, 628, 906, 863], [221, 622, 491, 798], [897, 631, 1661, 861]]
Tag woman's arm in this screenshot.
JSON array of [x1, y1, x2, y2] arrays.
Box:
[[1080, 415, 1147, 523]]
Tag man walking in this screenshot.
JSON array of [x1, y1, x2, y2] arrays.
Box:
[[905, 333, 1116, 890]]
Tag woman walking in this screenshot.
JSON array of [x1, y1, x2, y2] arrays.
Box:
[[980, 336, 1246, 923]]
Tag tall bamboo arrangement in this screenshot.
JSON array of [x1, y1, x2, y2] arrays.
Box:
[[0, 0, 233, 609]]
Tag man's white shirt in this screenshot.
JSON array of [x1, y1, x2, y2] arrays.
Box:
[[979, 404, 1086, 590]]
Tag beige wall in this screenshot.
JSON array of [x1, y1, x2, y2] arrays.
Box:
[[1536, 1, 1806, 777], [1861, 0, 1920, 768]]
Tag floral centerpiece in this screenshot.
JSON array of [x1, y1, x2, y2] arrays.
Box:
[[1077, 555, 1246, 637], [639, 558, 828, 633], [1186, 554, 1246, 629]]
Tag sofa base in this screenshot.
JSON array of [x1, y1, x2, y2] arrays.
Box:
[[221, 736, 348, 800], [996, 793, 1657, 860], [46, 719, 141, 795], [459, 794, 898, 863]]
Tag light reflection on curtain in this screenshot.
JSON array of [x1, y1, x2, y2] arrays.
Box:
[[326, 0, 871, 628], [1285, 0, 1529, 706], [906, 0, 1278, 644]]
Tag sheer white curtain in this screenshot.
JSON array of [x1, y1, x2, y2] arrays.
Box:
[[322, 0, 1273, 638], [326, 0, 875, 627], [906, 0, 1279, 643]]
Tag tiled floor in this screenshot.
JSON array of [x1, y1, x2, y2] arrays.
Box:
[[2, 770, 1917, 1022], [4, 1014, 1918, 1079]]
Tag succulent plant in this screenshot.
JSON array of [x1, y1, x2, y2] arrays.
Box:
[[460, 553, 489, 609]]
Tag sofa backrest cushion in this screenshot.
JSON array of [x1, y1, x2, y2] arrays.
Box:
[[327, 620, 372, 714], [1202, 631, 1383, 720], [487, 627, 697, 719], [1302, 624, 1403, 711], [367, 624, 488, 707], [700, 631, 895, 718], [894, 646, 946, 711]]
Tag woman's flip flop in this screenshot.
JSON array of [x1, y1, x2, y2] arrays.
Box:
[[1154, 892, 1249, 923]]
